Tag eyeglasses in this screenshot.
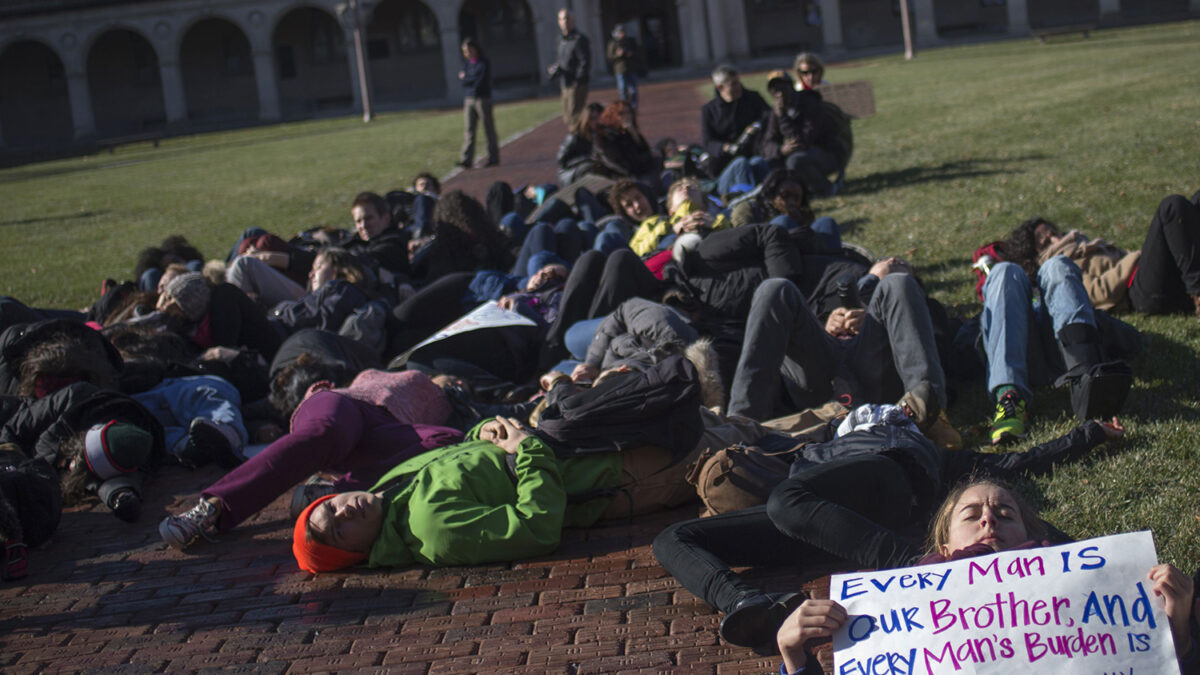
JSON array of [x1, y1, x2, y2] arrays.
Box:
[[798, 69, 817, 76]]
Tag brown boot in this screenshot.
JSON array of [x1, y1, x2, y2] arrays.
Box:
[[926, 411, 963, 450], [898, 381, 939, 432]]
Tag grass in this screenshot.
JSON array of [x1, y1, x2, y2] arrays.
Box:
[[2, 21, 1199, 566]]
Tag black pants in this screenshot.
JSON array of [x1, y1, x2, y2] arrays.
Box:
[[387, 272, 475, 357], [1129, 193, 1200, 314], [652, 453, 920, 615], [542, 249, 662, 365]]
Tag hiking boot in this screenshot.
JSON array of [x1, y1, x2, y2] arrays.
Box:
[[159, 498, 220, 550], [926, 411, 963, 451], [290, 476, 337, 520], [990, 390, 1028, 446], [898, 381, 940, 432]]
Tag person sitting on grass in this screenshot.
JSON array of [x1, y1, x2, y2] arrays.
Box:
[[772, 478, 1198, 674]]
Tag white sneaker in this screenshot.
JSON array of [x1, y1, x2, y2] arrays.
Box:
[[159, 499, 220, 550]]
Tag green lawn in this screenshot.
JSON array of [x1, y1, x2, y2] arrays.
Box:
[[2, 21, 1198, 566]]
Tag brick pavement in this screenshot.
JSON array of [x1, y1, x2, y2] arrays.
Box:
[[0, 75, 809, 673], [444, 76, 712, 202]]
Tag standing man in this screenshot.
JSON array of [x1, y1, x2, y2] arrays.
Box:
[[606, 24, 640, 111], [458, 37, 499, 169], [547, 9, 591, 128]]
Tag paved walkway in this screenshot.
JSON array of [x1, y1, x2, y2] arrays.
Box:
[[0, 75, 808, 674], [444, 76, 711, 201]]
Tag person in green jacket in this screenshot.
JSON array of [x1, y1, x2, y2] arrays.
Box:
[[293, 416, 625, 573]]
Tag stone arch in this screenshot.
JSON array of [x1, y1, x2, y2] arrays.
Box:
[[458, 0, 539, 85], [597, 0, 684, 70], [1028, 0, 1100, 27], [180, 17, 260, 123], [931, 0, 1009, 38], [0, 39, 73, 148], [365, 0, 446, 102], [272, 5, 353, 117], [741, 0, 825, 57], [87, 28, 167, 136]]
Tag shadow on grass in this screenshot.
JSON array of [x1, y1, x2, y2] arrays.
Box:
[[1126, 329, 1200, 421], [0, 210, 108, 227], [846, 154, 1049, 196]]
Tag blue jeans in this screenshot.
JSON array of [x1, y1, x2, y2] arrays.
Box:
[[511, 219, 586, 275], [131, 375, 247, 459], [769, 215, 842, 252], [564, 316, 606, 361], [592, 216, 633, 255], [716, 156, 770, 197], [616, 72, 638, 110], [981, 257, 1096, 399]]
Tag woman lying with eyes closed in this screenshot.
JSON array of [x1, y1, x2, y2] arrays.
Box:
[[773, 479, 1197, 674]]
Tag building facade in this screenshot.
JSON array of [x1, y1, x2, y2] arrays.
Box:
[[0, 0, 1196, 149]]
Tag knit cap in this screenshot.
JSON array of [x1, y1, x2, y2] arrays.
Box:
[[84, 420, 152, 480], [164, 272, 211, 321], [293, 495, 369, 574]]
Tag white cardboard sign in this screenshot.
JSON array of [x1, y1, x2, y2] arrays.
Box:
[[392, 301, 537, 366], [830, 531, 1179, 674]]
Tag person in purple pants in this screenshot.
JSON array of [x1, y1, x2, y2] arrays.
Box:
[[158, 388, 462, 549]]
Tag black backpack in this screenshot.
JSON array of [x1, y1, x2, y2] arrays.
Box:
[[535, 354, 702, 462]]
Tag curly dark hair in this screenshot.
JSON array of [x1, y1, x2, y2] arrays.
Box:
[[1001, 217, 1054, 280], [432, 189, 508, 252], [754, 168, 814, 226], [134, 235, 204, 280], [268, 353, 343, 419]]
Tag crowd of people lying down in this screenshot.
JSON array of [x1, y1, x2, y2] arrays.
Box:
[[1, 58, 1198, 673]]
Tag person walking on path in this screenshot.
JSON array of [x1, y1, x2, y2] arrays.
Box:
[[547, 9, 591, 128], [458, 37, 499, 169], [606, 24, 640, 111]]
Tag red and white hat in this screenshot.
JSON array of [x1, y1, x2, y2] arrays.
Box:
[[84, 420, 152, 480]]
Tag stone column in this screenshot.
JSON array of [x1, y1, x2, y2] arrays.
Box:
[[440, 24, 463, 104], [819, 0, 844, 52], [343, 30, 364, 113], [1006, 0, 1030, 35], [1098, 0, 1120, 18], [702, 0, 731, 62], [158, 59, 189, 129], [66, 69, 96, 139], [1192, 0, 1200, 13], [252, 49, 281, 121], [912, 0, 940, 46]]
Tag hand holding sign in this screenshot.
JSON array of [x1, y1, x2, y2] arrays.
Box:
[[828, 532, 1181, 674]]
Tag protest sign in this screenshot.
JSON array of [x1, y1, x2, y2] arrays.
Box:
[[391, 301, 537, 366], [830, 531, 1179, 674]]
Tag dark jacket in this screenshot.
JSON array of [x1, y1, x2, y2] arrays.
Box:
[[669, 223, 805, 322], [592, 128, 657, 179], [605, 36, 638, 75], [557, 132, 594, 185], [552, 29, 590, 87], [0, 319, 124, 397], [461, 56, 492, 98], [0, 382, 166, 508], [288, 226, 411, 282], [700, 89, 770, 172], [269, 280, 375, 337], [760, 90, 846, 166]]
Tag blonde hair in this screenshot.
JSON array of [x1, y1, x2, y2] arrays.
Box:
[[924, 477, 1045, 555]]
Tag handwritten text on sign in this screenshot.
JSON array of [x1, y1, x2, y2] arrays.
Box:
[[830, 531, 1179, 674]]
